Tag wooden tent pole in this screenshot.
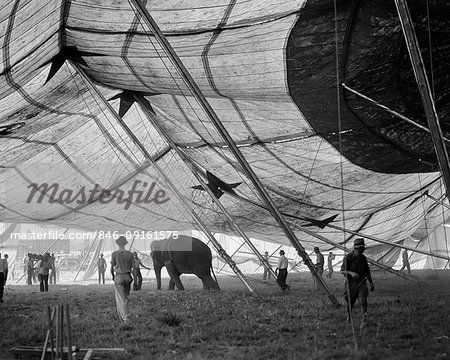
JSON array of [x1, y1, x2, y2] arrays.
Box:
[[394, 0, 450, 202], [324, 223, 450, 262], [69, 63, 257, 296], [342, 84, 450, 143], [129, 0, 338, 305], [135, 95, 277, 280]]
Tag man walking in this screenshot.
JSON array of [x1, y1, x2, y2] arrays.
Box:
[[98, 253, 107, 284], [275, 250, 290, 291], [399, 249, 411, 274], [111, 236, 134, 325], [0, 252, 8, 303], [340, 238, 375, 321], [262, 251, 272, 282], [327, 252, 336, 278], [313, 247, 324, 290]]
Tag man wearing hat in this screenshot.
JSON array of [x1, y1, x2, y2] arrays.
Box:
[[98, 253, 107, 284], [275, 250, 290, 291], [313, 247, 324, 290], [110, 235, 134, 325], [340, 238, 375, 321]]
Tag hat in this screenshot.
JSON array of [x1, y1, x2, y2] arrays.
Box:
[[279, 250, 285, 255], [116, 236, 128, 246], [353, 238, 366, 249]]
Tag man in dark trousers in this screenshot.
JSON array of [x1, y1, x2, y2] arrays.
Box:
[[275, 250, 290, 291], [340, 238, 375, 321]]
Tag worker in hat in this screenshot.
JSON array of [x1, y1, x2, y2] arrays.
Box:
[[313, 247, 324, 290], [98, 253, 107, 284], [340, 238, 375, 322], [110, 235, 134, 326], [275, 250, 290, 291]]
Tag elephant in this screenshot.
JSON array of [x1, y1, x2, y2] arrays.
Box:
[[150, 235, 220, 291]]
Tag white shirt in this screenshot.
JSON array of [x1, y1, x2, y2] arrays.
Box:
[[277, 255, 288, 269]]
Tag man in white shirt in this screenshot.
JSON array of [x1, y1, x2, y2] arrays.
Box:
[[111, 236, 134, 325], [275, 250, 290, 291]]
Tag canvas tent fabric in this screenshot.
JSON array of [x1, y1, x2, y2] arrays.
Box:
[[0, 0, 449, 268]]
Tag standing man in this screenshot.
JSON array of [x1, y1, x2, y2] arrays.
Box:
[[131, 252, 150, 291], [3, 254, 9, 284], [262, 251, 272, 282], [49, 254, 57, 284], [275, 250, 290, 291], [313, 247, 324, 290], [0, 252, 8, 303], [26, 254, 36, 285], [340, 238, 375, 321], [327, 252, 336, 278], [28, 253, 53, 292], [111, 236, 134, 325], [399, 249, 411, 274], [37, 253, 53, 292], [98, 253, 107, 284]]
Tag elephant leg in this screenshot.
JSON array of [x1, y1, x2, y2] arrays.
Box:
[[154, 266, 162, 290], [204, 275, 220, 290], [194, 268, 219, 291], [165, 262, 184, 291], [168, 278, 176, 290], [200, 279, 211, 290]]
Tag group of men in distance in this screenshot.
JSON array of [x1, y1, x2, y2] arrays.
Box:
[[270, 238, 376, 322]]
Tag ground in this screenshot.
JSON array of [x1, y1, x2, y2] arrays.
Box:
[[0, 270, 449, 359]]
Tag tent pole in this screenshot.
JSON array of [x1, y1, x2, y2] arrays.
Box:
[[69, 62, 257, 295], [128, 0, 338, 305], [324, 223, 450, 262], [134, 94, 277, 280], [72, 232, 98, 282], [394, 0, 450, 202], [342, 84, 450, 143]]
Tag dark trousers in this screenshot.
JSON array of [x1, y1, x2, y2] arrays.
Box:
[[276, 268, 288, 290], [0, 272, 5, 300], [38, 274, 49, 292], [27, 268, 36, 285], [133, 269, 142, 290]]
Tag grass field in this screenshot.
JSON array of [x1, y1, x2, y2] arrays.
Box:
[[1, 270, 449, 359]]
